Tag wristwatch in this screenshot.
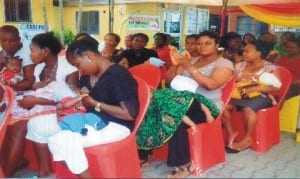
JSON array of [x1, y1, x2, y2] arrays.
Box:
[[95, 102, 101, 112]]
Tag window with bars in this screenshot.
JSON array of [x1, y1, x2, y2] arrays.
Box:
[[237, 16, 268, 36], [76, 11, 99, 34], [4, 0, 31, 22]]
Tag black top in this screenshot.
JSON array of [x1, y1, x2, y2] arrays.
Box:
[[79, 64, 139, 131], [120, 48, 158, 67]]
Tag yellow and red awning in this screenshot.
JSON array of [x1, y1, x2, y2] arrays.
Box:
[[240, 2, 300, 27]]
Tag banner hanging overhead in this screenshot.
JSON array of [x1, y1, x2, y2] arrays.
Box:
[[240, 3, 300, 27]]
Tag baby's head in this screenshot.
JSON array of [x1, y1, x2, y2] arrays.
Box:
[[101, 47, 114, 59], [111, 54, 129, 69], [6, 56, 22, 73]]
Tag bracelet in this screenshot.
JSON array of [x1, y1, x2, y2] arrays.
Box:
[[95, 102, 101, 112], [190, 69, 198, 75]]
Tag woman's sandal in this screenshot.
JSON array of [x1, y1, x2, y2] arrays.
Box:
[[167, 162, 195, 178], [225, 138, 252, 153]]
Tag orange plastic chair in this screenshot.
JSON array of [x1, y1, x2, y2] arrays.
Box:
[[229, 66, 292, 153], [129, 63, 162, 90], [0, 85, 15, 177], [53, 76, 151, 178], [152, 77, 236, 175]]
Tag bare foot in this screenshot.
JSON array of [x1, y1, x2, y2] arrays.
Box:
[[228, 131, 238, 146]]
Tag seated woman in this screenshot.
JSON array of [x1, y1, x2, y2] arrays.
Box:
[[100, 32, 122, 60], [276, 38, 300, 100], [28, 37, 139, 178], [223, 40, 281, 153], [276, 38, 300, 134], [140, 31, 234, 178], [1, 32, 77, 177], [136, 79, 221, 152], [0, 25, 35, 91], [220, 32, 243, 64]]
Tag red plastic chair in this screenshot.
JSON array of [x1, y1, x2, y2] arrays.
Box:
[[53, 76, 151, 178], [129, 63, 162, 90], [0, 85, 15, 177], [152, 77, 236, 175], [229, 66, 292, 153]]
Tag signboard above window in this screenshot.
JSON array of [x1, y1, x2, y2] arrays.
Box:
[[185, 8, 209, 35], [127, 15, 160, 31]]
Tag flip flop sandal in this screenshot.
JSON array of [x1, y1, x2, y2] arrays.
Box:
[[225, 139, 252, 154], [225, 146, 241, 153], [168, 162, 195, 178], [140, 159, 150, 167]]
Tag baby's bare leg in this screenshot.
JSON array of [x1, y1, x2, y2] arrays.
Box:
[[200, 104, 214, 123], [182, 116, 197, 134]]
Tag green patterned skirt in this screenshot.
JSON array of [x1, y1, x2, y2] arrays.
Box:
[[136, 88, 220, 150]]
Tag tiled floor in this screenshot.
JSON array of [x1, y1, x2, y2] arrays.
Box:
[[142, 132, 300, 178], [14, 132, 300, 178]]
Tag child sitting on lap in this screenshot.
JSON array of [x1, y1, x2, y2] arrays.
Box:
[[0, 56, 23, 86], [57, 92, 108, 136]]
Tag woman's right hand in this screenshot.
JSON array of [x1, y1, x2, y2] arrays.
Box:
[[81, 86, 90, 94], [170, 48, 192, 67], [17, 95, 37, 109], [79, 93, 89, 100]]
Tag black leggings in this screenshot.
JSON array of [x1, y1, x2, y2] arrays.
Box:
[[285, 84, 300, 100], [167, 99, 206, 166]]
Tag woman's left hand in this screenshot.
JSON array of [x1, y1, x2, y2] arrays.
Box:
[[81, 95, 96, 107], [32, 78, 53, 90], [179, 52, 193, 69]]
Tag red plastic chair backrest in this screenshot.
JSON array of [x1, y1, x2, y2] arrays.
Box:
[[221, 76, 237, 108], [0, 85, 14, 148], [132, 76, 151, 134], [129, 64, 161, 90], [274, 66, 292, 108]]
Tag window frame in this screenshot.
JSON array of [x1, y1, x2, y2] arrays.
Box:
[[76, 10, 99, 35], [4, 0, 31, 23]]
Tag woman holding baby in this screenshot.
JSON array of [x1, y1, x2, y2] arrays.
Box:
[[1, 32, 77, 177], [223, 40, 282, 153]]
